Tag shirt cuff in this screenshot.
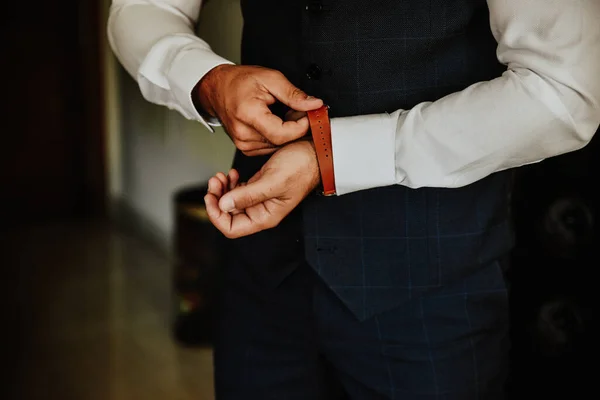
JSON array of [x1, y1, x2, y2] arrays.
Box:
[[330, 114, 397, 195], [167, 46, 234, 132]]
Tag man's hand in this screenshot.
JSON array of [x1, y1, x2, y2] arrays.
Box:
[[195, 65, 323, 156], [204, 140, 321, 238]]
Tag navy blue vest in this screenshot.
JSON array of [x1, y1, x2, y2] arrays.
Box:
[[231, 0, 515, 320]]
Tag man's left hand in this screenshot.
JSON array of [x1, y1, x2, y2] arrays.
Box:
[[204, 140, 321, 239]]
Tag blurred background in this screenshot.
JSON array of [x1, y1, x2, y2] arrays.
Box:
[[1, 0, 597, 399], [2, 1, 239, 399]]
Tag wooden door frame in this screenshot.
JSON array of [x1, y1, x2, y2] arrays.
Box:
[[76, 0, 108, 216]]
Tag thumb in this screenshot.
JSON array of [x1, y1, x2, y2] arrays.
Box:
[[265, 75, 323, 112], [285, 109, 307, 122], [218, 177, 273, 213]]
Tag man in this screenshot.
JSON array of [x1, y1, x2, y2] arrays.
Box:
[[108, 0, 600, 398]]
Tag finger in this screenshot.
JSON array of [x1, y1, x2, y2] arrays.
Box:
[[223, 212, 265, 238], [216, 171, 237, 196], [261, 72, 323, 112], [247, 103, 311, 145], [224, 198, 281, 238], [218, 171, 274, 213], [228, 169, 240, 190], [204, 193, 234, 236], [215, 172, 229, 193], [230, 180, 246, 215], [207, 194, 262, 239], [226, 171, 244, 215], [207, 186, 274, 239], [244, 199, 276, 225], [230, 122, 271, 144], [208, 176, 225, 198], [235, 136, 277, 154], [284, 109, 307, 122], [242, 148, 279, 157]]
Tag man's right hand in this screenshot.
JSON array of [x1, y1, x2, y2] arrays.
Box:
[[195, 65, 323, 156]]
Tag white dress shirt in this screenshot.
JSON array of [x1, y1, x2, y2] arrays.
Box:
[[108, 0, 600, 195]]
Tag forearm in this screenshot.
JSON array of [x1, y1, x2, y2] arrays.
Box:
[[330, 0, 600, 195], [107, 0, 234, 125]]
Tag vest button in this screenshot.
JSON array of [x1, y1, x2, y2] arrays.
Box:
[[306, 63, 322, 80]]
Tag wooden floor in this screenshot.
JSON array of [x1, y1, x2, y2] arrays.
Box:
[[1, 219, 214, 400]]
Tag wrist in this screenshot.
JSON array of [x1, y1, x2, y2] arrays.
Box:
[[300, 139, 322, 190], [192, 64, 230, 118]]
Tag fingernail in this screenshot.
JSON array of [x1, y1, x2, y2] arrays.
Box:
[[220, 197, 235, 213], [208, 180, 214, 192]]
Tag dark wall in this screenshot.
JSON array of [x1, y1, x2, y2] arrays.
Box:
[[1, 1, 105, 225], [508, 128, 599, 396]]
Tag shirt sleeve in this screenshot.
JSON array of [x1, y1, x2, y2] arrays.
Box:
[[107, 0, 235, 132], [330, 0, 600, 195]]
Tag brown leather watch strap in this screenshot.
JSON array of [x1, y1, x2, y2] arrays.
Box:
[[307, 105, 336, 196]]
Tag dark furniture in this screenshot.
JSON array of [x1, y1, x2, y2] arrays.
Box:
[[171, 184, 225, 346]]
